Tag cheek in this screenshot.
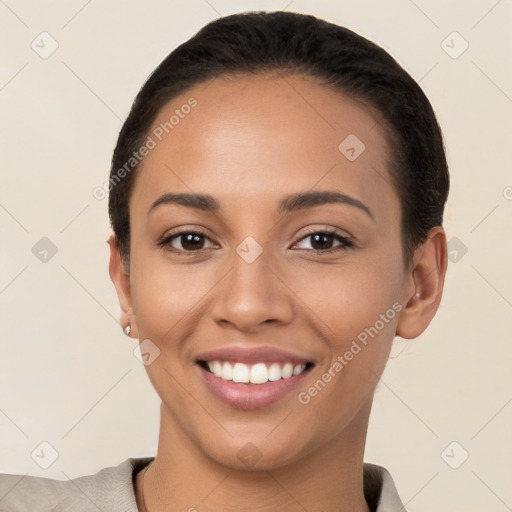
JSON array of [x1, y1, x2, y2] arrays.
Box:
[[293, 252, 403, 337], [129, 247, 214, 341], [292, 259, 402, 434], [292, 252, 403, 408], [133, 280, 179, 326], [131, 247, 222, 357]]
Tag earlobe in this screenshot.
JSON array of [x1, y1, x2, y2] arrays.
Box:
[[396, 226, 448, 339], [108, 233, 139, 338]]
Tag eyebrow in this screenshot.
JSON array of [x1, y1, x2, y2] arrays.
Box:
[[148, 190, 374, 220]]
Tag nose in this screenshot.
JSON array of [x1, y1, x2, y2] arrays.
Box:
[[210, 247, 294, 333]]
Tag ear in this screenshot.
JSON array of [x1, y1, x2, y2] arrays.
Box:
[[108, 232, 138, 339], [396, 226, 448, 339]]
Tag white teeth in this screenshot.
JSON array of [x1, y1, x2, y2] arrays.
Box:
[[221, 361, 233, 380], [281, 362, 293, 379], [292, 363, 303, 375], [268, 362, 282, 381], [250, 363, 268, 384], [232, 362, 250, 383], [213, 361, 222, 378], [204, 360, 307, 384]]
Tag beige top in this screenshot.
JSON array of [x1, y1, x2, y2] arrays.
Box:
[[0, 457, 406, 511]]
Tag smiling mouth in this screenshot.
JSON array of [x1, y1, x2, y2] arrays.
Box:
[[197, 360, 315, 385]]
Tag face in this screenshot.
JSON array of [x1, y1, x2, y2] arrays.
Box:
[[115, 73, 417, 470]]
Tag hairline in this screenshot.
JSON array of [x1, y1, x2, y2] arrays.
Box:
[[118, 69, 413, 272]]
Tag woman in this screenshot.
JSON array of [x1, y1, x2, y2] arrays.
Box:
[[0, 10, 448, 512]]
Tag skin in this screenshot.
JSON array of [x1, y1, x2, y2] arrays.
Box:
[[109, 72, 447, 511]]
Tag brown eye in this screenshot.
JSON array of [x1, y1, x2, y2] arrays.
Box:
[[176, 233, 206, 251], [159, 230, 217, 253], [294, 230, 353, 253], [309, 233, 335, 250]]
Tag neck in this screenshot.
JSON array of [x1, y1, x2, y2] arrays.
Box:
[[140, 400, 373, 512]]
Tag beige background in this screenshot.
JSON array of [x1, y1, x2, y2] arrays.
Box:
[[1, 0, 511, 510]]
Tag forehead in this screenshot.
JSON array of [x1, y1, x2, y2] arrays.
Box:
[[131, 73, 397, 218]]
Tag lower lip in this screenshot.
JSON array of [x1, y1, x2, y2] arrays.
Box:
[[198, 364, 312, 410]]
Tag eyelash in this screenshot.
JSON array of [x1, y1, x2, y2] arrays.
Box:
[[157, 228, 354, 256]]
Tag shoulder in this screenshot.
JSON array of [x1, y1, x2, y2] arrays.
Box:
[[0, 456, 154, 512], [363, 462, 407, 512]]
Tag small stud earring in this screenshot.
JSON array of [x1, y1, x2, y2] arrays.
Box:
[[123, 324, 131, 336]]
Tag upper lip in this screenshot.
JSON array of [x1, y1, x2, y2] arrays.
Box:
[[195, 345, 315, 365]]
